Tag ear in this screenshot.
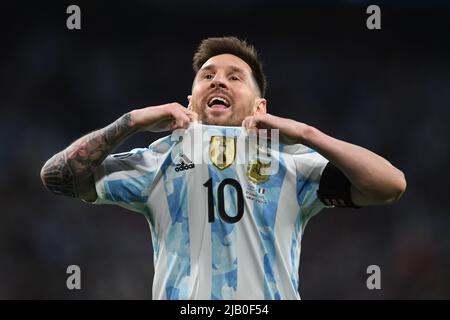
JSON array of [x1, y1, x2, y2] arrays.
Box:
[[187, 95, 192, 110], [254, 98, 267, 115]]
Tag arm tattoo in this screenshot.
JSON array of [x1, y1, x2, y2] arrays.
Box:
[[40, 113, 137, 199]]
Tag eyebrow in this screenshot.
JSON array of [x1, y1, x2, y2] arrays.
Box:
[[199, 64, 247, 75]]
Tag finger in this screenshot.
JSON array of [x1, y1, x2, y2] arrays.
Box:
[[241, 117, 248, 128], [248, 117, 258, 129], [174, 110, 190, 122], [178, 116, 190, 129], [242, 117, 257, 137], [170, 121, 186, 132], [242, 116, 254, 129], [169, 120, 178, 132], [186, 111, 198, 123]]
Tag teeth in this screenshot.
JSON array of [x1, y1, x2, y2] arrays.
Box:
[[208, 96, 229, 107]]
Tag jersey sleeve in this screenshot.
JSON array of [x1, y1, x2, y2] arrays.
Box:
[[292, 147, 334, 223], [90, 148, 160, 214]]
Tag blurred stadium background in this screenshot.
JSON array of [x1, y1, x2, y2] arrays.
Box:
[[1, 0, 449, 299]]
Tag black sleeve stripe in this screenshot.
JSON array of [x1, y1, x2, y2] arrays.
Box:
[[317, 162, 361, 209]]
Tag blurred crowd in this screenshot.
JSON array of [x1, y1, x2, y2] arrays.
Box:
[[0, 1, 449, 299]]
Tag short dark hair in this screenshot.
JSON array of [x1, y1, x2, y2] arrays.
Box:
[[192, 36, 267, 97]]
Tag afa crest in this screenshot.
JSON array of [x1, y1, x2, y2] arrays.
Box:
[[209, 136, 236, 170], [246, 144, 272, 184], [246, 160, 271, 184]]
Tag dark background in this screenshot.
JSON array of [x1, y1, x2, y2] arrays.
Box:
[[1, 0, 449, 299]]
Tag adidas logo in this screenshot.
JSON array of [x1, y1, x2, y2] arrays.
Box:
[[175, 154, 195, 172]]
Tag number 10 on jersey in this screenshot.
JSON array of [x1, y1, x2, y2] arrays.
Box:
[[203, 178, 244, 224]]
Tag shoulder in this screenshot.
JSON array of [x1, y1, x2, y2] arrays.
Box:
[[281, 143, 327, 165], [148, 135, 176, 155], [106, 135, 175, 166], [281, 143, 317, 156], [280, 144, 328, 181]]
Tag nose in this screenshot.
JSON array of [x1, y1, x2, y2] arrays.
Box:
[[209, 74, 228, 90]]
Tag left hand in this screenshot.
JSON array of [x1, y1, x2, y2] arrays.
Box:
[[241, 113, 310, 145]]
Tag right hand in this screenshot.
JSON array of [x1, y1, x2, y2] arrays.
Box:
[[130, 103, 198, 132]]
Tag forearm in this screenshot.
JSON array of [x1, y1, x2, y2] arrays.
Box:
[[300, 125, 406, 204], [40, 112, 138, 199]]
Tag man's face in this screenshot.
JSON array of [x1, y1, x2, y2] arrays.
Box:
[[188, 54, 266, 126]]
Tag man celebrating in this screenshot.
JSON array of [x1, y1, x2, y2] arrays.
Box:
[[41, 37, 406, 299]]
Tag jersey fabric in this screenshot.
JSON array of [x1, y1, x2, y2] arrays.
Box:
[[92, 123, 333, 300]]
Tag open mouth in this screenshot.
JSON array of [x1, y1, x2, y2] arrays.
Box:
[[207, 96, 231, 110]]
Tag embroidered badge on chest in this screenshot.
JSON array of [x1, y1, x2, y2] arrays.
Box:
[[209, 136, 236, 170], [246, 144, 272, 184]]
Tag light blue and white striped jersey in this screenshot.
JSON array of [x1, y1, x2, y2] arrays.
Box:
[[93, 123, 332, 300]]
